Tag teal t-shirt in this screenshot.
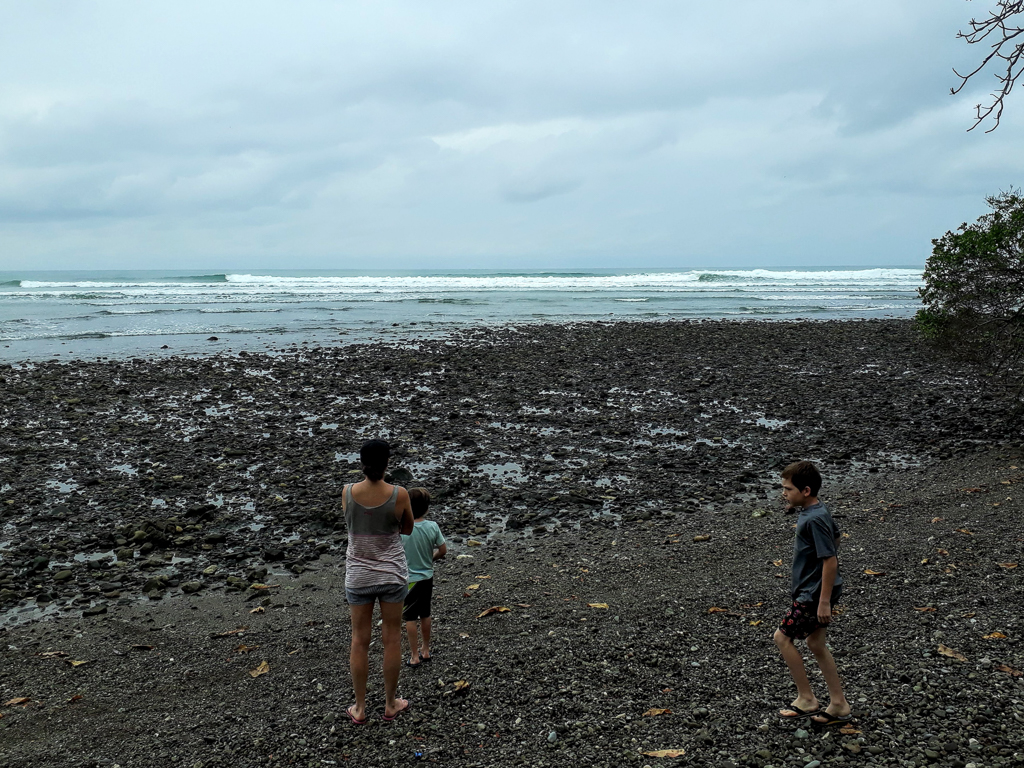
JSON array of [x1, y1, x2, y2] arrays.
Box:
[[401, 520, 446, 583]]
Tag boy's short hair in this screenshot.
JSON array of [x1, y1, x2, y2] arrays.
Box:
[[781, 461, 822, 496], [409, 487, 431, 518]]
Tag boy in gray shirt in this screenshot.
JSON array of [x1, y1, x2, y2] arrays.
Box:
[[774, 461, 851, 726]]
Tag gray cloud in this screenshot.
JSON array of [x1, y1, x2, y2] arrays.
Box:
[[0, 0, 1020, 269]]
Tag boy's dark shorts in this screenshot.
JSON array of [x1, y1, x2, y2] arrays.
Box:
[[403, 578, 434, 621], [779, 599, 839, 640]]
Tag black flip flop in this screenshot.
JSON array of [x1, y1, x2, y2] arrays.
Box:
[[810, 712, 853, 727], [406, 660, 422, 668]]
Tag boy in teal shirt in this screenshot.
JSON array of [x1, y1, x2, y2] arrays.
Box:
[[401, 488, 447, 667]]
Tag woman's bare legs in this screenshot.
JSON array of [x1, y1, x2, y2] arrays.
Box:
[[380, 600, 409, 717], [348, 602, 375, 721]]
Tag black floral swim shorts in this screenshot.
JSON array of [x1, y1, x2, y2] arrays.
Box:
[[779, 600, 831, 640]]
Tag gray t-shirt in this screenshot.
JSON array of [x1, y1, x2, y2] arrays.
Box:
[[791, 501, 843, 603]]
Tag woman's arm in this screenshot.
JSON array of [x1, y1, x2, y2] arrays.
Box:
[[395, 486, 414, 535]]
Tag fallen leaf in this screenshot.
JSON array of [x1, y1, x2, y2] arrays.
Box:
[[587, 602, 609, 609], [66, 660, 92, 667], [466, 584, 480, 591], [772, 559, 783, 567], [930, 517, 943, 523], [708, 607, 728, 613], [4, 698, 30, 707], [643, 749, 686, 758], [458, 632, 470, 639], [235, 644, 260, 654], [35, 651, 69, 658], [515, 603, 532, 608], [739, 602, 763, 609], [287, 649, 300, 656], [937, 548, 948, 555], [249, 606, 265, 614], [453, 680, 470, 692], [249, 661, 270, 678], [995, 664, 1022, 677], [466, 539, 483, 547], [961, 612, 976, 618], [130, 645, 156, 651], [839, 725, 862, 735], [475, 575, 491, 579], [913, 607, 936, 612], [956, 528, 973, 535], [920, 558, 930, 564], [693, 535, 710, 542], [212, 627, 248, 638], [998, 563, 1018, 569], [983, 631, 1008, 640], [66, 694, 83, 704], [749, 620, 762, 626], [642, 708, 672, 717], [863, 569, 886, 576], [937, 644, 967, 662], [477, 606, 511, 618], [249, 583, 280, 590]]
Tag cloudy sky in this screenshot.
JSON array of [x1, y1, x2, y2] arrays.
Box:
[[0, 1, 1021, 271]]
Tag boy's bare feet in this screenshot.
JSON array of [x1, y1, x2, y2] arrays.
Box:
[[778, 698, 820, 718], [419, 646, 431, 661]]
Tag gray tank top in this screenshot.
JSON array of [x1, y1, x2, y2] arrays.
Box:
[[344, 484, 408, 589]]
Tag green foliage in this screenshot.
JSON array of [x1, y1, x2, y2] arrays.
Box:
[[917, 190, 1024, 401]]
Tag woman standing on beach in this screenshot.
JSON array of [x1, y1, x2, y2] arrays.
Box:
[[343, 439, 415, 724]]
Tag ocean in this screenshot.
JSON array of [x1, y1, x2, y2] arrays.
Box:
[[0, 268, 924, 361]]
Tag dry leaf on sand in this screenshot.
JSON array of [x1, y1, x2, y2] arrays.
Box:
[[4, 698, 30, 707], [249, 606, 265, 614], [642, 708, 672, 717], [984, 631, 1008, 640], [643, 749, 686, 758], [212, 627, 248, 638], [249, 661, 270, 678], [477, 606, 511, 618], [587, 603, 609, 609], [707, 607, 728, 613], [937, 644, 967, 661]]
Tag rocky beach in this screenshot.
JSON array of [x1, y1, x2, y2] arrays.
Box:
[[0, 319, 1022, 768]]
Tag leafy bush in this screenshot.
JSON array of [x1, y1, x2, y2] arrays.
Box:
[[916, 190, 1024, 403]]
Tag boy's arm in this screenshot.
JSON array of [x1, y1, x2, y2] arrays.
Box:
[[433, 543, 447, 561], [818, 556, 837, 624]]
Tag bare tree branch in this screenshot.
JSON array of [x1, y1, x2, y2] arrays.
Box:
[[951, 0, 1024, 131]]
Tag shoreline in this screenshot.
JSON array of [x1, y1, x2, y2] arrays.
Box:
[[0, 314, 924, 365], [1, 319, 1022, 766]]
